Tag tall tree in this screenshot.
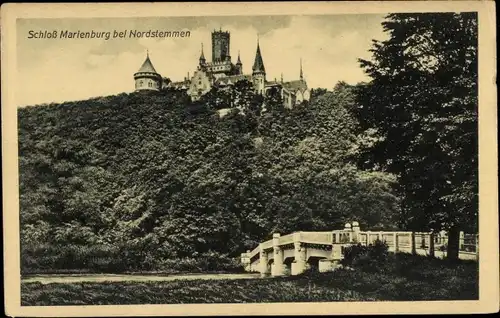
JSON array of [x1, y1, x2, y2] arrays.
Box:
[[355, 13, 478, 260]]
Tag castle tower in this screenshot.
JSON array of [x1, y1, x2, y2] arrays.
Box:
[[199, 43, 206, 66], [252, 37, 266, 95], [212, 29, 231, 62], [134, 51, 162, 91], [236, 50, 243, 75]]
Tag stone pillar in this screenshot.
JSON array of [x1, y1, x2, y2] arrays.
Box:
[[271, 233, 285, 277], [240, 251, 251, 272], [344, 223, 352, 243], [366, 230, 372, 244], [331, 243, 343, 261], [352, 221, 360, 243], [319, 259, 336, 272], [291, 232, 306, 275], [259, 244, 269, 277]]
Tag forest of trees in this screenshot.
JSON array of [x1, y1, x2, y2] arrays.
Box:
[[18, 13, 477, 272]]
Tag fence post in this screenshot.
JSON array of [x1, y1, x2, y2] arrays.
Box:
[[393, 232, 398, 253], [459, 231, 465, 251]]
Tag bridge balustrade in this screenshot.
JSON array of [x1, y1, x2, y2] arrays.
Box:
[[241, 222, 478, 277], [300, 232, 332, 245], [279, 233, 295, 245]]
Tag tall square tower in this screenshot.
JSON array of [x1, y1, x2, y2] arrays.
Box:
[[212, 30, 231, 62]]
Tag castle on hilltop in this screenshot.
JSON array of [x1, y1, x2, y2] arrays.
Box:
[[133, 29, 310, 108]]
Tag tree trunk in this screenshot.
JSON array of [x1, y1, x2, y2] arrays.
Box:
[[446, 226, 460, 261], [411, 232, 416, 255], [429, 232, 435, 258]]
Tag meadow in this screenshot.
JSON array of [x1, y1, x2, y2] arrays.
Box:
[[21, 253, 478, 305]]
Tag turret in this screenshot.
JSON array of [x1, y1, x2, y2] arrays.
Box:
[[252, 37, 266, 95], [134, 50, 162, 92], [199, 43, 206, 66], [236, 50, 243, 75]]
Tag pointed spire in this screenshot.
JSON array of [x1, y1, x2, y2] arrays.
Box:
[[281, 73, 284, 83], [252, 36, 266, 74], [300, 58, 304, 80], [136, 50, 158, 74], [236, 50, 242, 64], [199, 43, 206, 63]]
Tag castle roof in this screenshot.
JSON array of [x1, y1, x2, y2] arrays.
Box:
[[265, 81, 281, 87], [136, 53, 158, 74], [282, 80, 308, 92], [252, 40, 265, 74], [215, 74, 252, 85]]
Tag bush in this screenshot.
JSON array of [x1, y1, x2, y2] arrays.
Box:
[[21, 244, 245, 274], [341, 240, 389, 272], [21, 244, 128, 274]]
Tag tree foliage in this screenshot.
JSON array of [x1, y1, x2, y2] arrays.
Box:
[[19, 81, 400, 271], [354, 13, 478, 259]]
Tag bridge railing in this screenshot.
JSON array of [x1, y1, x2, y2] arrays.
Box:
[[249, 246, 260, 259], [261, 239, 273, 250], [300, 231, 332, 245], [279, 233, 295, 245]]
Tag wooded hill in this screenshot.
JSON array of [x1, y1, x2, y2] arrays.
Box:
[[18, 83, 399, 272]]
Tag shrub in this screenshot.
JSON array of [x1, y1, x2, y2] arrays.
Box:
[[341, 239, 389, 272], [21, 243, 129, 274]]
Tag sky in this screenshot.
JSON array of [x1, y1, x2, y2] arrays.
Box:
[[17, 14, 388, 106]]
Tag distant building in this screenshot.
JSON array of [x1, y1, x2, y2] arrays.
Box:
[[133, 51, 162, 91], [134, 29, 310, 108]]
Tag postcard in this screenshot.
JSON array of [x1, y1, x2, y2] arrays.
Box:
[[2, 1, 498, 316]]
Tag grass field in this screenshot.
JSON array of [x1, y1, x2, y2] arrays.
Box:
[[21, 254, 478, 305]]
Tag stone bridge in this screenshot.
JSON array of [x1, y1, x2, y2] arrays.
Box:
[[240, 221, 478, 277]]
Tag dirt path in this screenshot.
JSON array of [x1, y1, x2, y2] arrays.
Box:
[[22, 273, 261, 284]]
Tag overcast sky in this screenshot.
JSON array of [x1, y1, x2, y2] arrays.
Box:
[[17, 14, 388, 106]]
